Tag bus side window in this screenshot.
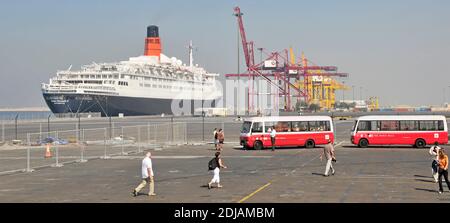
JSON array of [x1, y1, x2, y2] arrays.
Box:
[[371, 121, 380, 131], [252, 122, 263, 133], [438, 120, 445, 131], [357, 121, 370, 131], [265, 122, 274, 133], [291, 121, 301, 132]]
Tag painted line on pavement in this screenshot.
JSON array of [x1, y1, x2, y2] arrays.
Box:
[[238, 182, 272, 203]]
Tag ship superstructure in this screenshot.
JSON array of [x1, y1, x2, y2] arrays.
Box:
[[42, 26, 221, 116]]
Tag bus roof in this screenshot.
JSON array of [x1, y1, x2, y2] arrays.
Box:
[[356, 115, 447, 121], [244, 116, 333, 122]]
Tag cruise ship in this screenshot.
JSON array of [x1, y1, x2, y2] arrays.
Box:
[[42, 26, 222, 116]]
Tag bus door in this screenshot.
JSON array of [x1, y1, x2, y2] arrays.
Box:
[[250, 122, 264, 146]]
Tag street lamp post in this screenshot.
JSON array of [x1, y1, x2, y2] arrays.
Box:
[[234, 11, 243, 116], [202, 74, 205, 143]]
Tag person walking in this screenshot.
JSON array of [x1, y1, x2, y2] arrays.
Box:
[[270, 128, 276, 151], [208, 152, 227, 189], [213, 128, 218, 150], [437, 149, 450, 194], [320, 139, 336, 177], [429, 142, 441, 183], [217, 129, 225, 151], [132, 152, 156, 197]]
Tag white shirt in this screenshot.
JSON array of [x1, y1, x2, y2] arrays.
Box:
[[429, 146, 441, 161], [270, 129, 276, 137], [141, 157, 154, 178]]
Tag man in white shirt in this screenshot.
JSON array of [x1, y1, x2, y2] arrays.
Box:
[[429, 142, 441, 183], [270, 128, 276, 151], [132, 152, 156, 197]]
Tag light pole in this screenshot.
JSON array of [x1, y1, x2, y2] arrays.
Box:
[[202, 74, 205, 143], [234, 11, 243, 116], [257, 47, 264, 114]]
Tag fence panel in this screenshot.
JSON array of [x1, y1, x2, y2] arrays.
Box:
[[82, 128, 108, 159], [121, 126, 139, 154], [0, 145, 27, 174], [28, 131, 60, 169], [223, 122, 243, 143], [172, 123, 187, 144], [55, 129, 83, 164]]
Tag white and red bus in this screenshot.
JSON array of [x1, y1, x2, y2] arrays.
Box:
[[351, 115, 448, 148], [240, 116, 334, 150]]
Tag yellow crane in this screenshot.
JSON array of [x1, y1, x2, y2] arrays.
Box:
[[367, 96, 379, 111], [291, 50, 349, 110]]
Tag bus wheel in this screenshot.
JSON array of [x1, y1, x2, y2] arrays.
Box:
[[305, 140, 315, 149], [415, 139, 426, 148], [254, 141, 263, 150], [359, 139, 369, 148]]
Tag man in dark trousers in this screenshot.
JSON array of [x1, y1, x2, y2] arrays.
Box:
[[270, 128, 276, 151]]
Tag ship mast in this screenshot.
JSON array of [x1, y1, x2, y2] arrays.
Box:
[[189, 40, 194, 67]]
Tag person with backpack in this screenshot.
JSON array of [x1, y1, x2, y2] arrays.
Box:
[[429, 142, 441, 183], [208, 152, 227, 189]]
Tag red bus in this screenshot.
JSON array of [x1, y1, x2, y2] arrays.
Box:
[[240, 116, 334, 150], [351, 115, 448, 148]]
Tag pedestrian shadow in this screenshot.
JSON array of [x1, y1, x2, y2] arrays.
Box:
[[415, 188, 437, 193], [415, 179, 435, 183], [312, 173, 325, 176], [414, 175, 432, 179]]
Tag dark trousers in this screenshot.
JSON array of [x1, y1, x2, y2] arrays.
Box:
[[271, 137, 275, 151], [438, 169, 450, 192]]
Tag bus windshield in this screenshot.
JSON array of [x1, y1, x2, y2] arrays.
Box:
[[351, 121, 357, 132], [241, 121, 252, 134]]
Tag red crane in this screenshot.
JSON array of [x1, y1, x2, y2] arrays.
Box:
[[226, 6, 348, 113]]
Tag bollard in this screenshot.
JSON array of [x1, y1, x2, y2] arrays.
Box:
[[138, 126, 141, 153]]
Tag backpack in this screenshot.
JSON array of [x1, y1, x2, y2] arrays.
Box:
[[208, 158, 218, 170]]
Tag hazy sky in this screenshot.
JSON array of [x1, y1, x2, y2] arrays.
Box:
[[1, 0, 449, 108]]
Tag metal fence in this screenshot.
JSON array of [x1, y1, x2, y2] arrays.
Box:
[[0, 122, 188, 175], [0, 120, 244, 175]]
